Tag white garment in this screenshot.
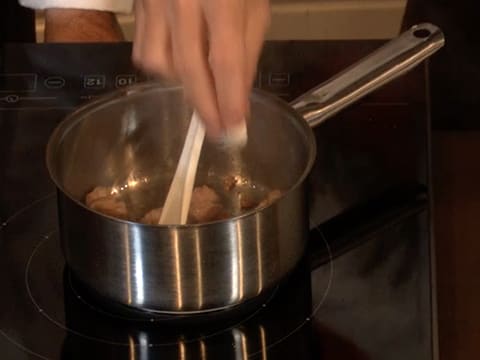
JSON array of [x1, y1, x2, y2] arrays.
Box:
[[19, 0, 134, 13]]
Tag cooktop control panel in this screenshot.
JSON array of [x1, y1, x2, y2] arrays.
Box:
[[0, 43, 295, 110]]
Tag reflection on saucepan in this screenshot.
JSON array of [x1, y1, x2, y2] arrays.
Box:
[[60, 258, 369, 359], [61, 260, 314, 359]]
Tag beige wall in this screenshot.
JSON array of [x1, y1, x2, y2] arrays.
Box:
[[36, 0, 407, 42]]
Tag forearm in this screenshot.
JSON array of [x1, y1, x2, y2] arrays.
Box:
[[19, 0, 133, 43], [44, 8, 124, 42]]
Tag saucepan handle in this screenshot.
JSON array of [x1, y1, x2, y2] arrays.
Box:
[[290, 23, 444, 127]]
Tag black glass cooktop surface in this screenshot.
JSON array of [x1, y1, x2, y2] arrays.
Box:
[[0, 42, 435, 359]]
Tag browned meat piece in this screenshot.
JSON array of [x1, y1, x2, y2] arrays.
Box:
[[238, 192, 258, 210], [189, 185, 225, 223], [89, 197, 128, 219], [214, 210, 232, 221], [85, 186, 111, 207], [85, 186, 128, 219], [140, 207, 163, 225], [223, 175, 238, 191], [258, 189, 282, 208]]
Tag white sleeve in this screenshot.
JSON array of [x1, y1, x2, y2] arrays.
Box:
[[19, 0, 134, 13]]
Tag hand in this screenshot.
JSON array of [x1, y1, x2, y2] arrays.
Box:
[[132, 0, 270, 141], [44, 9, 124, 43]]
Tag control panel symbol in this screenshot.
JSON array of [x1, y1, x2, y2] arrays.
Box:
[[268, 72, 290, 87], [0, 73, 37, 93], [115, 74, 136, 88], [83, 75, 106, 89], [5, 95, 19, 103], [44, 76, 65, 89]]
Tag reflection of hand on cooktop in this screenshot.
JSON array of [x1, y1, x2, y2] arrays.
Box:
[[307, 131, 384, 220], [312, 322, 370, 359], [358, 219, 419, 287]]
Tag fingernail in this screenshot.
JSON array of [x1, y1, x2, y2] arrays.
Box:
[[220, 119, 248, 148]]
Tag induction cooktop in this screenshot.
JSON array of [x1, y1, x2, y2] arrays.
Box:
[[0, 41, 436, 359]]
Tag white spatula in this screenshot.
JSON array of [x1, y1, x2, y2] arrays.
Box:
[[159, 111, 205, 225]]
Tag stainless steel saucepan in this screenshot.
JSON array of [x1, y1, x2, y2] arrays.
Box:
[[46, 24, 444, 314]]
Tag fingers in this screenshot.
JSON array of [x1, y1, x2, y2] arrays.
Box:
[[132, 0, 176, 80], [203, 0, 249, 135], [244, 0, 271, 92], [167, 0, 222, 139], [131, 0, 144, 64], [131, 0, 271, 144]]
